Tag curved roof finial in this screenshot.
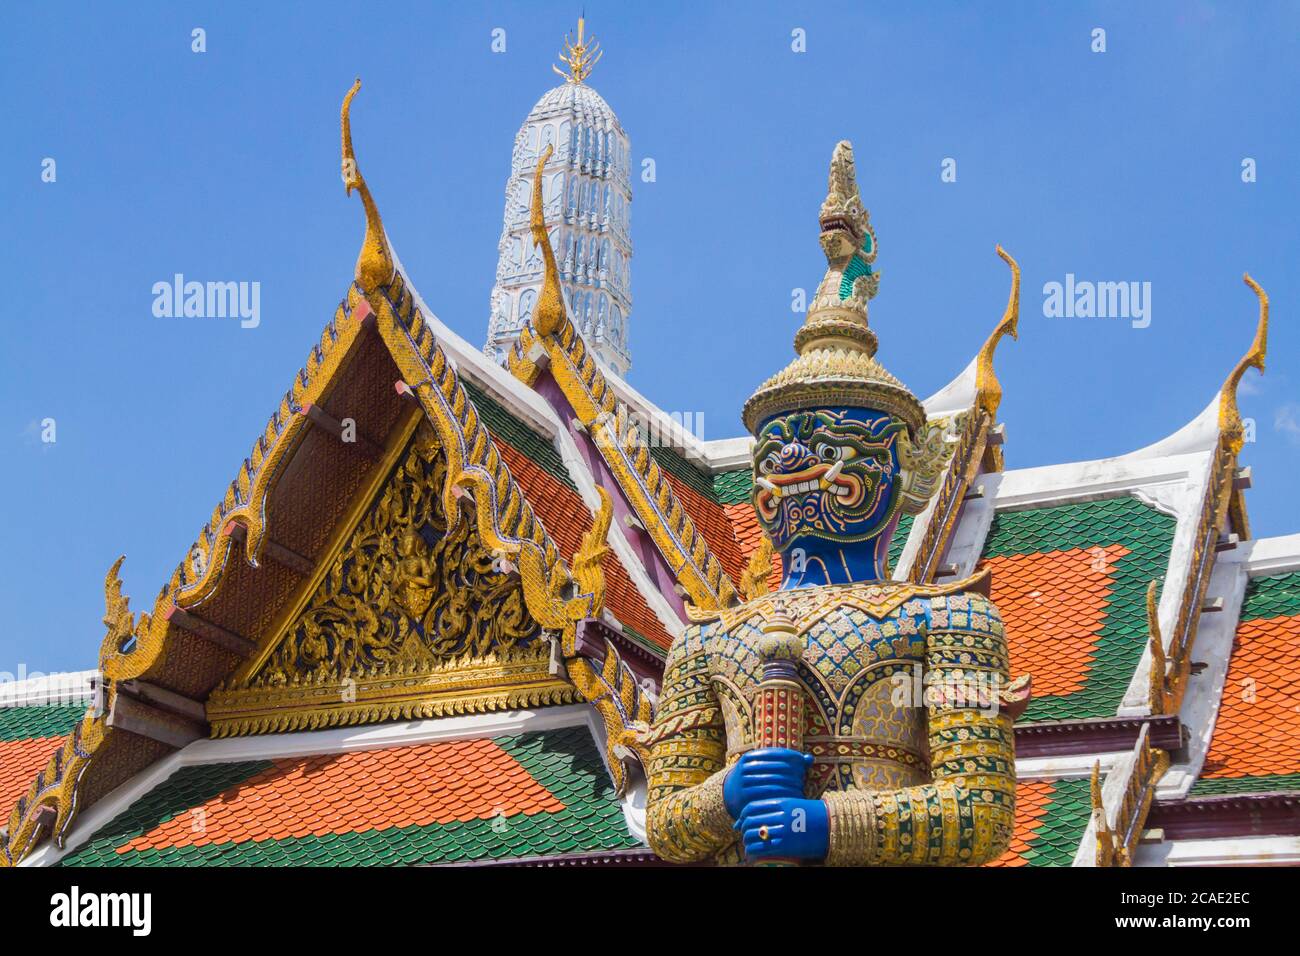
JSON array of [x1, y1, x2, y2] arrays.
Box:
[[553, 17, 602, 85], [341, 78, 394, 291], [1219, 273, 1269, 455], [529, 144, 565, 336], [975, 245, 1021, 420]]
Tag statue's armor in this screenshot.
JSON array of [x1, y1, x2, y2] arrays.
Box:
[[644, 139, 1017, 866], [646, 576, 1016, 866]]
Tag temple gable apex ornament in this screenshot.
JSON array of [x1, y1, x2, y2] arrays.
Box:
[[207, 417, 578, 736], [342, 79, 395, 291], [1218, 273, 1268, 457]]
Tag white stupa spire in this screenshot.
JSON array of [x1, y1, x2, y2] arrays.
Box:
[[485, 19, 633, 377]]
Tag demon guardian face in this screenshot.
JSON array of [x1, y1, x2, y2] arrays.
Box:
[[752, 406, 905, 554]]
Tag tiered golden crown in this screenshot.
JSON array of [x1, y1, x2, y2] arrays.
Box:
[[743, 141, 925, 437]]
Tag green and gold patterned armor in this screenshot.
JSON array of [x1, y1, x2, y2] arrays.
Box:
[[645, 142, 1016, 866]]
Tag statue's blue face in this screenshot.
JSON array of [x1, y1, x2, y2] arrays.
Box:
[[752, 407, 904, 554]]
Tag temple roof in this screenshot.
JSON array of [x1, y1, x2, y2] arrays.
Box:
[[56, 723, 636, 867], [1191, 569, 1300, 794], [0, 59, 1292, 869]]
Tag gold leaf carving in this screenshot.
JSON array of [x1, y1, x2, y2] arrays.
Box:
[[252, 421, 540, 688]]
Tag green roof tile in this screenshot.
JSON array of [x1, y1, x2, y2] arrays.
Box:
[[60, 727, 637, 867], [982, 496, 1176, 721], [0, 703, 89, 742], [712, 468, 752, 506], [1190, 772, 1300, 796], [888, 513, 914, 574], [1239, 571, 1300, 621], [1021, 777, 1092, 867], [461, 379, 575, 491]]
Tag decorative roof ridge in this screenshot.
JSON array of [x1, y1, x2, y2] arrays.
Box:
[[0, 82, 657, 867], [395, 239, 684, 641], [886, 248, 1019, 582], [342, 85, 651, 795], [0, 265, 384, 866], [507, 149, 739, 613], [1131, 275, 1271, 722], [1090, 723, 1170, 866]]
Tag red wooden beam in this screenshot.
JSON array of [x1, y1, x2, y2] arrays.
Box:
[[302, 403, 383, 459], [224, 522, 315, 577], [165, 606, 256, 658]]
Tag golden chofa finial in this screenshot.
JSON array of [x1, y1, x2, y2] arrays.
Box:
[[1219, 273, 1269, 455], [553, 17, 602, 84], [341, 78, 395, 291], [529, 144, 565, 336], [974, 245, 1022, 421]]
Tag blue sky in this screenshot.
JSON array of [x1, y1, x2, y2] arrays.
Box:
[[2, 1, 1296, 673]]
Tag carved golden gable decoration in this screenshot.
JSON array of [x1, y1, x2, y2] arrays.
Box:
[[207, 414, 577, 736]]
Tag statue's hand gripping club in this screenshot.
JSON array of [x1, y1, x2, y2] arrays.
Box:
[[726, 605, 829, 863]]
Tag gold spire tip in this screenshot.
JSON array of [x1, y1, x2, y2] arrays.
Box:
[[974, 246, 1021, 420], [553, 17, 602, 84]]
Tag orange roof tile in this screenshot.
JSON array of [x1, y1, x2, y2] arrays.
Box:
[[1199, 613, 1300, 780], [487, 443, 672, 648], [724, 502, 783, 592], [986, 779, 1055, 867], [0, 736, 64, 811], [662, 472, 747, 585], [981, 545, 1129, 698], [119, 738, 563, 852]]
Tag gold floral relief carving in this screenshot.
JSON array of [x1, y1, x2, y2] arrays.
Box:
[[251, 420, 540, 689]]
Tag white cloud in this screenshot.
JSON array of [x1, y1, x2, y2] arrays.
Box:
[[1275, 403, 1300, 445]]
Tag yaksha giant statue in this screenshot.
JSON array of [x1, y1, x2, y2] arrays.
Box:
[[644, 142, 1017, 865]]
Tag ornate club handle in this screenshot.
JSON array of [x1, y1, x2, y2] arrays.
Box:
[[751, 605, 806, 866]]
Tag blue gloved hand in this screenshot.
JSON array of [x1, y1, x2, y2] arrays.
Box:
[[735, 797, 830, 861], [723, 748, 813, 819]]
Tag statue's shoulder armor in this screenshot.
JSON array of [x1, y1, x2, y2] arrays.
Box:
[[891, 567, 1002, 628], [665, 618, 714, 667]]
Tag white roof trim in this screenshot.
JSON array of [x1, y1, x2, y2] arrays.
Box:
[[23, 703, 646, 867], [1134, 834, 1300, 867], [1072, 728, 1148, 867], [597, 364, 715, 466], [699, 435, 754, 471], [1015, 750, 1130, 782], [1243, 533, 1300, 576], [1116, 394, 1220, 462], [922, 356, 978, 418]]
